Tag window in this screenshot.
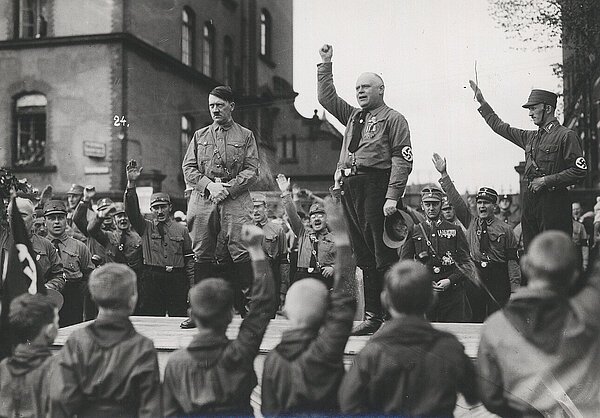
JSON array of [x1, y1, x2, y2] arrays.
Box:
[[223, 36, 233, 86], [181, 7, 195, 66], [14, 93, 47, 167], [260, 9, 271, 58], [281, 135, 297, 162], [202, 22, 215, 77], [181, 115, 194, 162], [18, 0, 47, 39]]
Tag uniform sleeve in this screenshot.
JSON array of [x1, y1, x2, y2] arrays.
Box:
[[125, 188, 148, 236], [87, 214, 110, 247], [227, 131, 259, 198], [438, 174, 473, 227], [399, 226, 416, 260], [135, 342, 162, 418], [543, 130, 587, 188], [478, 102, 531, 150], [317, 62, 356, 126], [281, 193, 305, 237], [79, 244, 95, 276], [477, 330, 517, 416], [386, 112, 413, 200], [504, 227, 521, 291], [72, 201, 91, 238], [338, 351, 371, 414], [277, 225, 287, 263], [45, 242, 65, 292]]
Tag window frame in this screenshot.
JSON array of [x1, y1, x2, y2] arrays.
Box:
[[181, 7, 195, 66], [202, 21, 215, 77], [13, 93, 48, 169]]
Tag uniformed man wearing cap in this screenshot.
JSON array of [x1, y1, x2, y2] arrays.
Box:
[[87, 202, 143, 312], [497, 194, 520, 229], [44, 199, 94, 327], [0, 197, 65, 292], [318, 44, 412, 335], [65, 183, 87, 241], [470, 81, 587, 249], [441, 196, 467, 233], [434, 153, 521, 321], [400, 186, 477, 322], [277, 175, 336, 289], [125, 160, 194, 317], [182, 85, 259, 311]]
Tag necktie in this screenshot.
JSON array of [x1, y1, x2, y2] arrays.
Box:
[[115, 231, 127, 263], [479, 221, 490, 253], [52, 239, 62, 258], [308, 235, 319, 273], [157, 222, 165, 239], [348, 110, 367, 153]]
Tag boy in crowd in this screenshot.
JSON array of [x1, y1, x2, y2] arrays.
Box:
[[0, 294, 60, 417], [162, 224, 276, 416], [339, 260, 478, 415], [478, 231, 600, 416], [261, 197, 355, 415], [277, 174, 336, 288], [50, 263, 161, 417]]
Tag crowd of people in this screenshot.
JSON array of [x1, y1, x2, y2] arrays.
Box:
[[0, 42, 599, 416]]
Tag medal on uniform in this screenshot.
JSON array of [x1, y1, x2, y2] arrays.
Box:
[[307, 267, 314, 273], [481, 261, 488, 268], [433, 266, 441, 274]]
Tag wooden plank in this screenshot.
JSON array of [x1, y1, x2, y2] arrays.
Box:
[[52, 317, 494, 417]]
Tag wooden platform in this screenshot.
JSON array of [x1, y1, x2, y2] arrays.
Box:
[[52, 316, 495, 417]]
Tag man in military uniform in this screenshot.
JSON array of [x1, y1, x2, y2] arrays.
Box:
[[182, 85, 259, 317], [73, 189, 115, 266], [125, 160, 194, 317], [441, 196, 466, 233], [470, 82, 587, 249], [400, 186, 476, 322], [497, 194, 520, 229], [44, 200, 94, 327], [65, 184, 86, 241], [434, 153, 521, 321], [318, 44, 412, 335]]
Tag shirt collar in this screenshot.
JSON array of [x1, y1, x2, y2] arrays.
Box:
[[363, 103, 386, 118], [213, 119, 234, 131], [541, 118, 559, 134], [49, 233, 69, 244], [188, 330, 229, 349], [478, 216, 495, 226]]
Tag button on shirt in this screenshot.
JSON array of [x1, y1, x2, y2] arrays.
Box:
[[478, 103, 587, 187], [48, 234, 94, 280], [31, 234, 65, 291], [125, 188, 193, 268], [182, 120, 259, 198], [317, 62, 413, 201]]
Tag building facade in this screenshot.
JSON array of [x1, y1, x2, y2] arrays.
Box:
[[0, 0, 341, 207]]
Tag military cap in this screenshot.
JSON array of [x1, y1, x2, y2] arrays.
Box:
[[441, 196, 452, 210], [67, 184, 84, 195], [112, 202, 126, 215], [383, 210, 414, 249], [96, 197, 114, 211], [150, 192, 171, 207], [476, 187, 498, 204], [499, 194, 512, 204], [522, 89, 557, 109], [420, 186, 444, 203], [251, 192, 267, 205], [309, 202, 326, 216], [43, 200, 68, 216]]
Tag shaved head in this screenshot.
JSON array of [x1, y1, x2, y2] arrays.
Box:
[[284, 279, 328, 328], [355, 72, 385, 109], [522, 231, 578, 289]]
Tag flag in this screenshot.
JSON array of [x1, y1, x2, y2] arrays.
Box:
[[0, 197, 46, 359]]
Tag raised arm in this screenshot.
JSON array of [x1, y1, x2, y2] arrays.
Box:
[[227, 225, 276, 361], [277, 174, 305, 236], [87, 208, 112, 247], [433, 153, 473, 226], [469, 80, 531, 150], [317, 44, 356, 126], [124, 160, 148, 236]]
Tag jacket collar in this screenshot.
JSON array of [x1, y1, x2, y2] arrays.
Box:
[[188, 329, 230, 350], [275, 327, 319, 360]]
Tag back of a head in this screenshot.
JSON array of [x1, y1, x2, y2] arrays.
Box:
[[189, 278, 234, 330], [89, 263, 136, 310], [385, 260, 432, 315], [523, 231, 578, 288], [9, 293, 56, 344], [284, 279, 329, 328]]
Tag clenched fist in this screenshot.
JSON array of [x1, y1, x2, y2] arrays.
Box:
[[319, 44, 333, 63]]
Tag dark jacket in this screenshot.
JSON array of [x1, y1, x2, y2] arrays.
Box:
[[261, 244, 356, 415], [0, 342, 55, 418], [50, 312, 161, 417], [339, 316, 478, 416], [162, 259, 275, 417]]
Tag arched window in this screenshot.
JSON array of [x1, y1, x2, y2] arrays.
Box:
[[14, 93, 47, 167], [18, 0, 47, 39], [260, 9, 272, 58], [181, 115, 194, 162], [181, 7, 195, 66], [223, 36, 233, 86], [202, 22, 215, 77]]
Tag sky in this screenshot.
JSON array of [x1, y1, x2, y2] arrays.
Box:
[[292, 0, 563, 194]]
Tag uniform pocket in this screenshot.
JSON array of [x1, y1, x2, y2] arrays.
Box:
[[62, 248, 81, 275], [226, 142, 245, 164], [264, 235, 279, 258], [537, 144, 559, 162]]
